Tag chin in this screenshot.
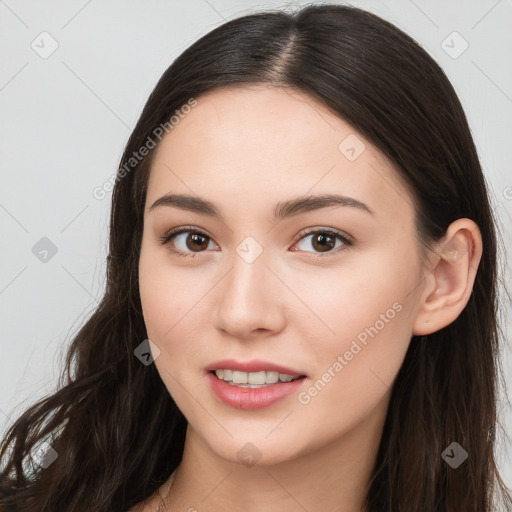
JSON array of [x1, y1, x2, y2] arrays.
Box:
[[197, 428, 310, 468]]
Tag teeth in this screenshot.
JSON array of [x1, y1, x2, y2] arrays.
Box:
[[214, 369, 300, 386], [248, 371, 266, 384], [266, 371, 279, 384], [232, 371, 247, 384]]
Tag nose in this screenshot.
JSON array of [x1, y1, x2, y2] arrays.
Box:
[[214, 248, 286, 339]]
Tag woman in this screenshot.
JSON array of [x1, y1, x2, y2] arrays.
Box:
[[1, 3, 510, 511]]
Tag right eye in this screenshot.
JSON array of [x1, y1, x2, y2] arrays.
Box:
[[159, 226, 219, 259]]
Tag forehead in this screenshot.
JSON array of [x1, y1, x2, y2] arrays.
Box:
[[146, 85, 415, 223]]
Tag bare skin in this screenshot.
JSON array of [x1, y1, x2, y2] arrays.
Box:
[[134, 84, 482, 511]]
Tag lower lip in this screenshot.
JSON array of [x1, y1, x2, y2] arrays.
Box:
[[207, 372, 306, 410]]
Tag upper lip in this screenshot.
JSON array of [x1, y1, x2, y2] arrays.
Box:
[[205, 359, 306, 377]]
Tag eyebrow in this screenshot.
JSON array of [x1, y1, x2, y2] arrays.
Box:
[[148, 193, 374, 220]]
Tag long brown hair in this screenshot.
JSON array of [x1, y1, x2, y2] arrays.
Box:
[[1, 4, 511, 511]]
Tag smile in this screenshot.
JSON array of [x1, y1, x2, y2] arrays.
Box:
[[213, 369, 302, 388], [206, 361, 307, 409]]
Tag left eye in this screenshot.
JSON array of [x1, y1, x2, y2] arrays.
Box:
[[159, 227, 352, 259], [292, 230, 351, 256]]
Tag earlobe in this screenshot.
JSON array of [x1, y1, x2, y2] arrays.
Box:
[[412, 218, 482, 336]]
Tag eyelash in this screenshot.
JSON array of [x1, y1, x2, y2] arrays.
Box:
[[158, 225, 353, 260]]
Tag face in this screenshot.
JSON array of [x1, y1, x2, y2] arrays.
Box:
[[138, 85, 426, 466]]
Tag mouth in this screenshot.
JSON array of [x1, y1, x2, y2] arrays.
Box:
[[210, 369, 306, 388], [205, 359, 308, 409]]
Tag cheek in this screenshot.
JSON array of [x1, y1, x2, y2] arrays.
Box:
[[296, 312, 410, 449], [139, 267, 171, 341], [138, 251, 204, 403], [290, 247, 418, 342], [291, 249, 418, 399], [291, 295, 413, 451], [139, 243, 198, 340], [138, 246, 215, 407]]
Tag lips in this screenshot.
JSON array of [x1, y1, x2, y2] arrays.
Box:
[[205, 359, 307, 409]]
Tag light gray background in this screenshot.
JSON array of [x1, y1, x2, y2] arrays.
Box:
[[1, 0, 511, 488]]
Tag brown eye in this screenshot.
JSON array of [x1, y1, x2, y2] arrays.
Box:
[[310, 232, 337, 252], [159, 227, 218, 259], [186, 233, 210, 252], [160, 226, 351, 260], [292, 229, 352, 257]]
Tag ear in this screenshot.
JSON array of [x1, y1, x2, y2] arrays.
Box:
[[412, 218, 483, 336]]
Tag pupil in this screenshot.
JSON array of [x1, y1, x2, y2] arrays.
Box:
[[313, 233, 334, 252], [188, 233, 208, 251]]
